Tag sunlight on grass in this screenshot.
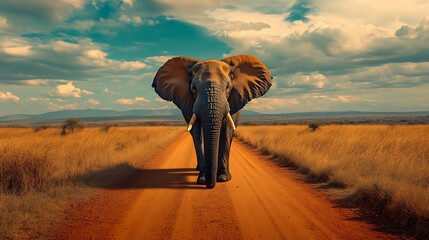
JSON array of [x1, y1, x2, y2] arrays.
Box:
[[0, 126, 183, 239], [236, 125, 429, 227]]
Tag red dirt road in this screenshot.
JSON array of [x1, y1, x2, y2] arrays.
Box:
[[54, 133, 397, 240]]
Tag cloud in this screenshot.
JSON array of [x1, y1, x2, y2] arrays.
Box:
[[0, 90, 20, 101], [87, 98, 100, 105], [123, 0, 134, 6], [115, 96, 150, 105], [3, 45, 32, 56], [247, 97, 300, 110], [20, 79, 50, 86], [155, 97, 168, 103], [119, 14, 158, 26], [29, 97, 50, 101], [2, 79, 69, 86], [51, 82, 93, 98], [0, 0, 84, 22], [302, 94, 374, 103], [103, 87, 115, 94], [1, 38, 32, 56], [144, 56, 174, 66], [278, 72, 328, 89], [119, 61, 149, 71], [0, 16, 7, 29], [48, 102, 78, 110], [0, 39, 150, 84], [211, 20, 271, 32]]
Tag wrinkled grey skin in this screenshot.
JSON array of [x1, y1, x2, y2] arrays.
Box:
[[152, 55, 272, 188], [190, 60, 239, 188]]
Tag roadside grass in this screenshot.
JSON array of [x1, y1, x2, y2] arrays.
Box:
[[0, 126, 183, 239], [236, 125, 429, 238]]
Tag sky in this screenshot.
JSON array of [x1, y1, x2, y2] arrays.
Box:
[[0, 0, 428, 115]]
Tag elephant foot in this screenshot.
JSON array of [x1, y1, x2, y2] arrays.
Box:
[[197, 172, 206, 185], [217, 172, 232, 182]]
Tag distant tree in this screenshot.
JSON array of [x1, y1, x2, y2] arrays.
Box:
[[308, 123, 320, 132], [60, 118, 84, 135]]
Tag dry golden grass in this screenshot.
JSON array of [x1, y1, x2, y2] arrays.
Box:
[[0, 126, 183, 239], [236, 125, 429, 233]]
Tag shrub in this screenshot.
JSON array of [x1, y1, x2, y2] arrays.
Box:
[[33, 125, 49, 132], [308, 123, 320, 131]]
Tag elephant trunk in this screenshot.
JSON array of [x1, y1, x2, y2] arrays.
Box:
[[198, 87, 226, 189]]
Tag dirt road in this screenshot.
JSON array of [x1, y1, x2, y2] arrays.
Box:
[[54, 133, 396, 240]]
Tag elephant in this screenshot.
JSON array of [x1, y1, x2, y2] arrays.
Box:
[[152, 55, 272, 188]]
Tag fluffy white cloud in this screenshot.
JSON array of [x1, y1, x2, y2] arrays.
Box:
[[3, 45, 32, 56], [87, 98, 100, 105], [0, 90, 19, 101], [1, 38, 32, 56], [52, 82, 93, 98], [116, 96, 150, 105], [120, 61, 149, 71], [144, 56, 174, 66], [280, 72, 328, 89]]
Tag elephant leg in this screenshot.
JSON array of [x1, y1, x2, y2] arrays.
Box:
[[190, 121, 205, 184], [217, 111, 241, 182]]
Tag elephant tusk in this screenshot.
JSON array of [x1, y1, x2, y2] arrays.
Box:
[[226, 112, 236, 131], [187, 113, 197, 132]]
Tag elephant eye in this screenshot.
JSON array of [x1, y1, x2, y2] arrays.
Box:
[[190, 83, 197, 95]]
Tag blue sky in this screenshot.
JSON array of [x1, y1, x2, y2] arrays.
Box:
[[0, 0, 428, 115]]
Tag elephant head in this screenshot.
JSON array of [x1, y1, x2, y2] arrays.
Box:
[[152, 55, 272, 188]]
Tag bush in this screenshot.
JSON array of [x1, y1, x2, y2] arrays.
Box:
[[308, 123, 320, 131], [33, 125, 49, 132]]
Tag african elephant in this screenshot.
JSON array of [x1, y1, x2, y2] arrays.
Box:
[[152, 55, 272, 188]]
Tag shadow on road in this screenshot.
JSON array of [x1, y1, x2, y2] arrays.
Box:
[[74, 163, 206, 190], [120, 167, 205, 190]]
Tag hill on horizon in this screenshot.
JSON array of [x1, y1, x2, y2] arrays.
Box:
[[0, 109, 428, 123]]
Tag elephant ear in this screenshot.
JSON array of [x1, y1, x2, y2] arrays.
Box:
[[222, 55, 272, 114], [152, 57, 200, 121]]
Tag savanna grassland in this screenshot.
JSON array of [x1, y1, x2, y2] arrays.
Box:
[[236, 125, 429, 235], [0, 126, 183, 239]]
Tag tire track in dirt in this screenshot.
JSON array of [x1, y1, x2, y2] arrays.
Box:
[[53, 133, 398, 240]]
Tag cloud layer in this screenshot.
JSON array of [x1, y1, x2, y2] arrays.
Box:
[[0, 0, 428, 115]]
